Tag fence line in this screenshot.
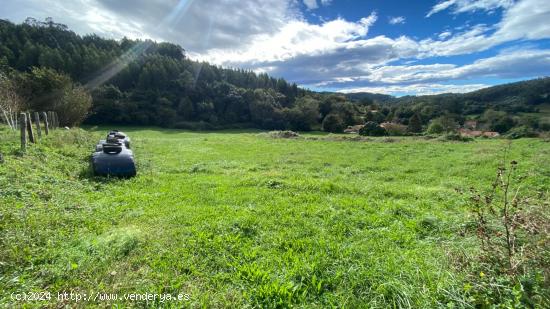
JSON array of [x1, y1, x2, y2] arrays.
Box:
[[26, 112, 35, 143], [42, 112, 49, 135], [20, 113, 27, 151], [34, 112, 41, 138], [13, 111, 59, 152]]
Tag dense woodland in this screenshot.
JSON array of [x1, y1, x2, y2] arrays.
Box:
[[1, 18, 549, 136]]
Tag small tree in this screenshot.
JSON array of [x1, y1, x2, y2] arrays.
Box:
[[322, 113, 345, 133], [359, 121, 387, 136], [408, 113, 422, 133], [0, 73, 22, 130], [427, 116, 457, 134], [481, 109, 515, 133], [57, 85, 92, 126], [427, 121, 445, 134]]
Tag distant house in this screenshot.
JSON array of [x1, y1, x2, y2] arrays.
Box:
[[458, 128, 483, 137], [464, 120, 478, 130], [482, 131, 500, 138], [344, 124, 364, 134], [379, 122, 394, 129], [458, 128, 499, 138]]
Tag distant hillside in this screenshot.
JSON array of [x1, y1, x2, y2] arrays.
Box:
[[343, 92, 395, 104], [389, 78, 550, 114], [0, 18, 312, 129], [342, 77, 550, 112], [0, 18, 548, 135]]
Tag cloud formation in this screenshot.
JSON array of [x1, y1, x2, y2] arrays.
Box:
[[338, 83, 490, 96], [388, 16, 406, 25], [200, 12, 379, 64], [1, 0, 549, 95], [426, 0, 514, 17]]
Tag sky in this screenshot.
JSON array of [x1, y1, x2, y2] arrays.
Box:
[[2, 0, 550, 96]]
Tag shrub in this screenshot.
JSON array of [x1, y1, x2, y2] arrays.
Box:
[[359, 121, 387, 136], [438, 132, 473, 142], [427, 116, 457, 134], [481, 109, 515, 133], [427, 121, 445, 134], [56, 85, 92, 127], [408, 113, 422, 133], [267, 130, 299, 138], [459, 155, 550, 306], [322, 113, 345, 133], [15, 67, 91, 126], [539, 119, 550, 131], [383, 123, 408, 136], [506, 125, 538, 139]]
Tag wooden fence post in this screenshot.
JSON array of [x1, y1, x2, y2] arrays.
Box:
[[34, 112, 41, 138], [47, 111, 52, 129], [42, 112, 49, 135], [52, 111, 57, 129], [20, 113, 27, 151], [26, 112, 35, 143]]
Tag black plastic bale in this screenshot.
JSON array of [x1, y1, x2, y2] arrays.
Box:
[[91, 130, 136, 177]]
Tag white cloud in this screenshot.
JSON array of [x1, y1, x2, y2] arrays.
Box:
[[388, 16, 406, 25], [426, 0, 457, 17], [438, 31, 452, 39], [426, 0, 514, 17], [338, 83, 490, 96], [1, 0, 549, 95], [303, 0, 332, 10], [420, 0, 550, 57], [96, 0, 300, 53], [303, 0, 318, 10], [1, 0, 149, 40], [306, 48, 550, 92], [199, 12, 379, 64], [494, 0, 550, 41]]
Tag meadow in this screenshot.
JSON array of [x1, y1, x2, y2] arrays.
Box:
[[0, 126, 549, 308]]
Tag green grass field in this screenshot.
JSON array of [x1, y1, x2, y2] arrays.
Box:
[[1, 126, 549, 307]]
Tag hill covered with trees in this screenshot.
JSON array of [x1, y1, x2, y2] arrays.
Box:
[[0, 18, 549, 136], [345, 78, 550, 135]]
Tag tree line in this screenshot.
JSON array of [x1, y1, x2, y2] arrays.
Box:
[[0, 18, 548, 136]]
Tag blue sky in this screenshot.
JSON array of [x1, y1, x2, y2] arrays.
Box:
[[1, 0, 550, 96]]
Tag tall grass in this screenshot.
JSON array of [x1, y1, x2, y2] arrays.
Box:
[[1, 125, 549, 307]]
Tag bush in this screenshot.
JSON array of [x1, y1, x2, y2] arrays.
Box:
[[56, 86, 92, 127], [359, 121, 387, 136], [383, 123, 408, 136], [267, 130, 299, 138], [426, 121, 445, 134], [15, 67, 91, 126], [408, 113, 422, 133], [427, 116, 457, 134], [539, 119, 550, 131], [322, 113, 345, 133], [481, 109, 515, 133], [459, 158, 550, 306], [437, 132, 473, 142], [506, 125, 538, 139]]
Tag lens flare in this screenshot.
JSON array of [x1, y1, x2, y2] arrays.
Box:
[[84, 0, 196, 90]]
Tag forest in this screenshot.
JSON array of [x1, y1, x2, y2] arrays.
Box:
[[1, 18, 549, 136]]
